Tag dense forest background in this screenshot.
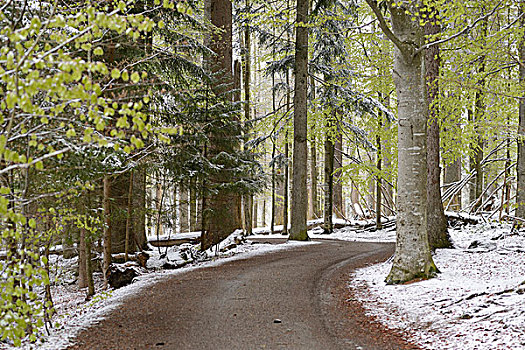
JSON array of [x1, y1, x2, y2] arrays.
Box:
[[1, 0, 524, 345]]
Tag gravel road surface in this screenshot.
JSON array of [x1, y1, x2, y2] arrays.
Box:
[[68, 239, 420, 350]]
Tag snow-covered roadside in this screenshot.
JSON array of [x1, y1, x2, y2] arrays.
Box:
[[351, 224, 525, 350], [7, 237, 316, 350]]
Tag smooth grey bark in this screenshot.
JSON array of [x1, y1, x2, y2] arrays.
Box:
[[289, 0, 309, 241], [366, 0, 437, 284], [517, 2, 525, 219], [424, 12, 450, 250]]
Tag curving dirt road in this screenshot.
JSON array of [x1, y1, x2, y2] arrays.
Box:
[[67, 239, 419, 350]]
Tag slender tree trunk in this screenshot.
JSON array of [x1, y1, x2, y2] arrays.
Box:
[[323, 118, 334, 234], [103, 176, 112, 289], [309, 75, 319, 220], [309, 140, 319, 219], [376, 114, 383, 229], [471, 17, 488, 211], [283, 68, 291, 234], [125, 171, 134, 260], [516, 2, 525, 219], [132, 166, 147, 250], [365, 0, 438, 283], [425, 10, 450, 249], [86, 238, 95, 299], [333, 131, 343, 218], [190, 178, 197, 231], [271, 139, 276, 234], [242, 2, 253, 235], [78, 227, 88, 288], [283, 132, 290, 234], [444, 158, 462, 210], [262, 199, 266, 227], [289, 0, 309, 241], [179, 183, 189, 233], [252, 198, 258, 228]]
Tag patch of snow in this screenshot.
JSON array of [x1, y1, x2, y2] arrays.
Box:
[[351, 223, 525, 350]]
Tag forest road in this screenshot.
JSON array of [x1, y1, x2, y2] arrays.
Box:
[[67, 239, 420, 350]]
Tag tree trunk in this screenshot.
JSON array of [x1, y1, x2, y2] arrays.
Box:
[[243, 195, 253, 235], [309, 140, 319, 219], [179, 183, 189, 233], [425, 11, 450, 249], [516, 2, 525, 219], [242, 3, 253, 235], [471, 17, 488, 211], [333, 131, 343, 218], [86, 237, 95, 299], [201, 0, 241, 250], [309, 76, 319, 220], [271, 139, 276, 234], [289, 0, 309, 241], [283, 132, 290, 234], [252, 198, 258, 228], [323, 119, 334, 234], [262, 199, 266, 227], [78, 227, 87, 289], [103, 176, 112, 289], [125, 171, 133, 261], [376, 114, 382, 229], [444, 158, 462, 210], [283, 68, 291, 234], [189, 178, 197, 231], [132, 166, 147, 250], [368, 1, 437, 284]]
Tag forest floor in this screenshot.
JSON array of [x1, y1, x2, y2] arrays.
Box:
[[349, 222, 525, 350], [3, 219, 523, 349]]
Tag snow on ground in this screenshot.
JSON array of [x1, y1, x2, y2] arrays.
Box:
[[351, 223, 525, 350], [5, 235, 316, 350]]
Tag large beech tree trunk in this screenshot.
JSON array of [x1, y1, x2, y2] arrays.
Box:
[[367, 0, 437, 284], [425, 11, 451, 250], [289, 0, 309, 241]]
